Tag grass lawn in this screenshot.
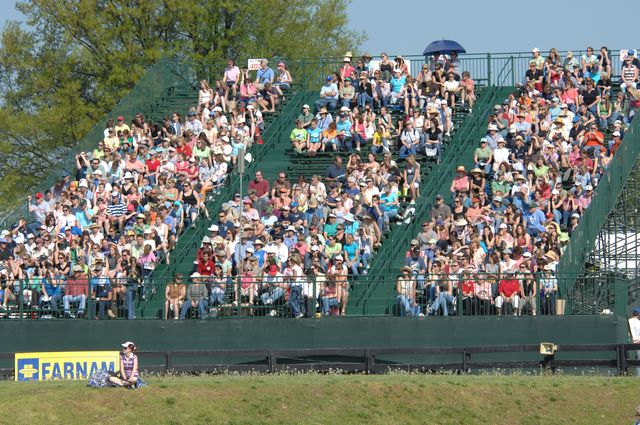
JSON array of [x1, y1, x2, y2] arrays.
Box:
[[0, 374, 638, 424]]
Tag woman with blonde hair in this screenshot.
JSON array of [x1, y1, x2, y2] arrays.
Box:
[[198, 80, 213, 106]]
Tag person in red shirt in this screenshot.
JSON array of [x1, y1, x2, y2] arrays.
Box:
[[461, 271, 475, 315], [64, 265, 89, 318], [176, 138, 192, 158], [249, 171, 270, 197], [175, 153, 190, 174], [582, 123, 604, 157], [145, 150, 161, 185], [498, 273, 522, 316], [197, 251, 215, 276]]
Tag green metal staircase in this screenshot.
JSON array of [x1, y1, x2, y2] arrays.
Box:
[[349, 86, 516, 315], [151, 90, 318, 280]]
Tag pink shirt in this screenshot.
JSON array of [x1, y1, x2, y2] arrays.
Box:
[[224, 66, 240, 82]]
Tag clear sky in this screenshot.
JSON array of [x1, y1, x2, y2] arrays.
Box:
[[2, 0, 639, 55], [345, 0, 640, 55]]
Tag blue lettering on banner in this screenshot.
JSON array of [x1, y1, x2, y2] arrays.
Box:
[[41, 362, 50, 380], [63, 362, 74, 379], [75, 362, 87, 379], [51, 363, 62, 380], [16, 358, 39, 381]]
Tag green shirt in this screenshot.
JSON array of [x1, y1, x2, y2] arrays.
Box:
[[474, 146, 492, 160], [491, 180, 512, 195], [325, 243, 342, 257], [193, 146, 211, 161], [533, 165, 549, 177], [290, 128, 307, 142]]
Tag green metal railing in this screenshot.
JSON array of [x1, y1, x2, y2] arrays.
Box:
[[353, 86, 515, 314], [558, 114, 640, 308], [0, 271, 626, 320], [151, 89, 316, 281]]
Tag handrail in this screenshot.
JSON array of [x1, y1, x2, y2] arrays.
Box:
[[558, 115, 640, 307]]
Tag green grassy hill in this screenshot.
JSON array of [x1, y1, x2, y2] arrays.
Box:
[[2, 374, 639, 424]]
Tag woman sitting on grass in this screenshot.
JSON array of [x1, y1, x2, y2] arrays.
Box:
[[108, 341, 139, 388]]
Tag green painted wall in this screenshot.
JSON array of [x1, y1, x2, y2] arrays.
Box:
[[0, 316, 627, 371], [0, 315, 625, 350]]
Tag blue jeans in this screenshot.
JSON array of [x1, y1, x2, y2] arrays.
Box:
[[354, 133, 367, 148], [94, 300, 110, 320], [315, 98, 337, 113], [430, 292, 454, 316], [322, 297, 339, 315], [425, 284, 437, 304], [397, 295, 420, 316], [357, 92, 374, 108], [126, 286, 137, 320], [399, 145, 416, 159], [261, 287, 285, 305], [42, 294, 60, 314], [180, 298, 208, 319], [370, 139, 390, 154], [63, 294, 86, 316], [288, 285, 302, 316], [210, 291, 225, 306]]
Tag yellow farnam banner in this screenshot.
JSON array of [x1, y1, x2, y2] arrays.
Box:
[[15, 351, 119, 382]]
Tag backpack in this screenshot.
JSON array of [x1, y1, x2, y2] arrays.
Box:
[[87, 369, 112, 389]]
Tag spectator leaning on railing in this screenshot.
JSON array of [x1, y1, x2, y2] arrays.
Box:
[[395, 46, 638, 318]]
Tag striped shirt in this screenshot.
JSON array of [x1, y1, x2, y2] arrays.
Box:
[[107, 202, 128, 217]]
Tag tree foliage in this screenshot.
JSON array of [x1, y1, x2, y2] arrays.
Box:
[[0, 0, 363, 211]]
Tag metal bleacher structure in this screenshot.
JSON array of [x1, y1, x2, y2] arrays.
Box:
[[2, 50, 640, 319]]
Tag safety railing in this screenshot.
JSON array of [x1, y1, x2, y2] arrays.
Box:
[[558, 110, 640, 299], [0, 271, 629, 320]]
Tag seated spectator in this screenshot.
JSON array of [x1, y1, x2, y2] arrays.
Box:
[[164, 273, 185, 320], [314, 76, 339, 112], [397, 266, 420, 316], [339, 78, 356, 108], [290, 119, 308, 155], [64, 265, 88, 318], [180, 272, 208, 319]]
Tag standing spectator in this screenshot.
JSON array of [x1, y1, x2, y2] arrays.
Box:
[[539, 265, 558, 315], [628, 307, 640, 376]]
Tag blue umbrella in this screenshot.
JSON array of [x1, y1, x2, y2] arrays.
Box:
[[422, 40, 466, 56]]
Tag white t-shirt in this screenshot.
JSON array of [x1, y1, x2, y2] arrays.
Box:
[[629, 317, 640, 343]]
